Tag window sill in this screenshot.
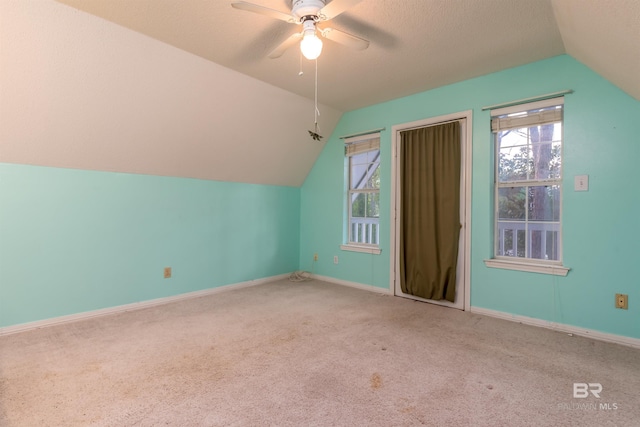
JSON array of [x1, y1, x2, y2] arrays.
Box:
[[484, 259, 570, 276], [340, 244, 382, 255]]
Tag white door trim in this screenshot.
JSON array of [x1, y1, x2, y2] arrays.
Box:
[[389, 110, 473, 311]]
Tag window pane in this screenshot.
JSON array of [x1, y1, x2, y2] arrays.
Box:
[[366, 193, 380, 218], [350, 163, 368, 188], [502, 229, 513, 256], [498, 129, 529, 182], [498, 187, 526, 220], [350, 151, 369, 165], [546, 231, 559, 260], [350, 150, 380, 190], [497, 222, 526, 257], [351, 193, 365, 217], [550, 140, 562, 179], [529, 141, 555, 179], [498, 147, 529, 182], [529, 227, 560, 261], [530, 141, 555, 180], [366, 161, 381, 189], [498, 122, 562, 183], [350, 218, 379, 245], [528, 122, 561, 181], [498, 128, 529, 148], [528, 185, 560, 221], [516, 229, 526, 257], [366, 149, 380, 163], [370, 223, 379, 245], [498, 219, 560, 260]]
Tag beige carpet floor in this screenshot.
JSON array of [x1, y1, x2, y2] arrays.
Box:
[[1, 278, 638, 426]]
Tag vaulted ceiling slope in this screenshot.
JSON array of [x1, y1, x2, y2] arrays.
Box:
[[55, 0, 639, 109], [1, 0, 341, 187], [552, 0, 639, 102]]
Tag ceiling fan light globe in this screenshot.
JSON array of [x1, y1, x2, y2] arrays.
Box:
[[300, 32, 323, 60]]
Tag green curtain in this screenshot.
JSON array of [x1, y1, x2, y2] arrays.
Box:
[[399, 122, 461, 302]]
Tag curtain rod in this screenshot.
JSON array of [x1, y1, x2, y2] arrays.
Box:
[[340, 127, 385, 140], [481, 90, 573, 111]]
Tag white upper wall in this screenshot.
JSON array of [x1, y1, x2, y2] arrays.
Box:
[[0, 0, 341, 187]]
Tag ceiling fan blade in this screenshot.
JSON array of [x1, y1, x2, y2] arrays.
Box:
[[231, 1, 295, 23], [321, 27, 369, 50], [268, 32, 303, 59], [319, 0, 364, 20]]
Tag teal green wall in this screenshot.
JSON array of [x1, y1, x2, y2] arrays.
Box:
[[300, 55, 640, 339], [0, 163, 300, 328], [3, 55, 638, 340]]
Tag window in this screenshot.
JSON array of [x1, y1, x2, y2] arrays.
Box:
[[491, 98, 565, 268], [344, 133, 380, 249]]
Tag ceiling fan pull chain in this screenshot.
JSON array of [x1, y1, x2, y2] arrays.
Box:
[[298, 50, 304, 76], [308, 58, 323, 141], [314, 58, 320, 132]]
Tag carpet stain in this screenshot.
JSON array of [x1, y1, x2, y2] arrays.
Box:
[[371, 373, 383, 389], [80, 363, 102, 374], [270, 328, 299, 345]]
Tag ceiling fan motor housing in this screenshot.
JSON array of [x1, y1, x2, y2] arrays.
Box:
[[292, 0, 326, 20]]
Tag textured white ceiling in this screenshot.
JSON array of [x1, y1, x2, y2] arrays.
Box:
[[54, 0, 639, 111]]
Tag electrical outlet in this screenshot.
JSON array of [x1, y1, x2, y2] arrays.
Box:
[[334, 256, 338, 264], [615, 293, 628, 309], [164, 267, 172, 279], [313, 253, 318, 261]]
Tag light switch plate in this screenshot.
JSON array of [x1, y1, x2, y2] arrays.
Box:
[[574, 175, 589, 191]]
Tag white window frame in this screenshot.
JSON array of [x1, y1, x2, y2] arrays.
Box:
[[341, 133, 382, 254], [484, 98, 569, 276]]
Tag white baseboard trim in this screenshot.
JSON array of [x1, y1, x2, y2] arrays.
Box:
[[470, 306, 640, 349], [0, 273, 290, 337], [312, 274, 392, 295]]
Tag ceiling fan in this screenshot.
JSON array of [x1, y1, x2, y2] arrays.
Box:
[[231, 0, 369, 60]]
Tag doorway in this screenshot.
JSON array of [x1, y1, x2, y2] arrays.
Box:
[[390, 111, 472, 310]]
